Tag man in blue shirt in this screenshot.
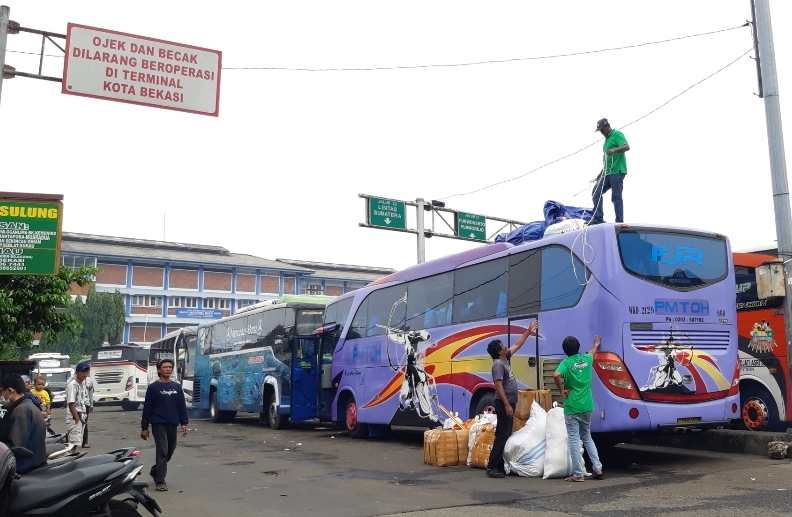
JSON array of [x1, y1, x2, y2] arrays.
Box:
[[141, 358, 189, 492], [591, 118, 630, 224]]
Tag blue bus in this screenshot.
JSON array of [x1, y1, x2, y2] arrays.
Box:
[[192, 295, 331, 426]]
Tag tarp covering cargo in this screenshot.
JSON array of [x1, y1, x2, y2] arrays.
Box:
[[494, 200, 594, 245]]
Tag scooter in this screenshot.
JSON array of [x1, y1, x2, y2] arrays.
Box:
[[0, 443, 162, 517]]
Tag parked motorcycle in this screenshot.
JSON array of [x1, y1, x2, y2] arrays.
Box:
[[0, 443, 161, 517]]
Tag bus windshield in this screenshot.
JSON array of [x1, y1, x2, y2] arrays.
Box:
[[33, 358, 70, 369], [296, 309, 324, 335], [617, 229, 728, 289], [92, 348, 134, 363]]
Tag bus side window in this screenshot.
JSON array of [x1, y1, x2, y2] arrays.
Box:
[[540, 246, 588, 311], [347, 299, 369, 340], [453, 257, 509, 324], [406, 272, 453, 331], [365, 286, 407, 336], [508, 249, 541, 315]]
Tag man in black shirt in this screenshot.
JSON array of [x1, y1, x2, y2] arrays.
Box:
[[0, 373, 47, 473]]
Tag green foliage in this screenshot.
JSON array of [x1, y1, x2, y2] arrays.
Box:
[[0, 266, 97, 360], [41, 285, 126, 357]]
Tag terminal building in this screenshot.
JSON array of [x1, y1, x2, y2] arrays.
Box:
[[60, 232, 394, 343]]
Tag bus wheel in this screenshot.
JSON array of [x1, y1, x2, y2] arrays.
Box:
[[121, 402, 140, 411], [210, 391, 236, 424], [473, 391, 496, 417], [345, 396, 368, 439], [268, 392, 289, 430], [741, 386, 778, 431]]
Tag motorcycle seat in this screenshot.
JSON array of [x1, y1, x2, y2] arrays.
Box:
[[23, 453, 117, 476], [8, 462, 124, 514]]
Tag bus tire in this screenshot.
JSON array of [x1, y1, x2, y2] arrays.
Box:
[[740, 385, 780, 431], [344, 394, 368, 439], [473, 391, 496, 417], [121, 402, 140, 411], [268, 392, 289, 430], [209, 391, 236, 424]]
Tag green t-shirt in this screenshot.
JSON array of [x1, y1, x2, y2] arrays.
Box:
[[556, 353, 594, 415], [603, 129, 628, 175]]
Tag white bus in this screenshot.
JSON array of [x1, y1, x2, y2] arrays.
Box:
[[90, 344, 150, 411], [28, 353, 73, 408], [148, 327, 197, 407]]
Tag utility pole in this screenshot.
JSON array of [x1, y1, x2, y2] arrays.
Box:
[[415, 198, 426, 264], [753, 0, 792, 375], [0, 6, 10, 111]]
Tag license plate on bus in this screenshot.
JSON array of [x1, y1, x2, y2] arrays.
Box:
[[103, 397, 115, 402], [677, 417, 701, 424]]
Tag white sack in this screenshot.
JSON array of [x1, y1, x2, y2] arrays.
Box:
[[503, 401, 548, 477], [543, 407, 589, 479], [543, 219, 586, 238], [466, 413, 497, 466]]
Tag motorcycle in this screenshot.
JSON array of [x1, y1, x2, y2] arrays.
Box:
[[0, 443, 161, 517]]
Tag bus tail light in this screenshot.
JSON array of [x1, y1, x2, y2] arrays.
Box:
[[125, 376, 134, 391], [593, 352, 641, 400], [727, 356, 740, 396]]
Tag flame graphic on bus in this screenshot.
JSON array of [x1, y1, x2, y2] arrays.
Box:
[[633, 345, 730, 393], [362, 324, 532, 409]]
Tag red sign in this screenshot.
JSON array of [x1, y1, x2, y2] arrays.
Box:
[[62, 23, 221, 116]]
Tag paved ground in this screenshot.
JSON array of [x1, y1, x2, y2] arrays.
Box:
[[74, 407, 792, 517]]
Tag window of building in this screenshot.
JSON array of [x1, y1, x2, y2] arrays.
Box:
[[303, 283, 323, 295], [168, 297, 181, 307], [61, 255, 97, 269], [238, 268, 256, 275], [131, 295, 145, 306], [218, 299, 231, 309], [150, 296, 163, 307], [184, 298, 198, 308], [237, 299, 256, 309], [204, 299, 216, 309]]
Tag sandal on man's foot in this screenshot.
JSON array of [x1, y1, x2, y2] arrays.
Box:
[[156, 483, 168, 491], [593, 471, 604, 480], [564, 476, 585, 482]]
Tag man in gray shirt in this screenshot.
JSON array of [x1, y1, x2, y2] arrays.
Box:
[[485, 320, 539, 478]]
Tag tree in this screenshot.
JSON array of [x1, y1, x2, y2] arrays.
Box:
[[0, 265, 98, 359], [79, 286, 126, 349]]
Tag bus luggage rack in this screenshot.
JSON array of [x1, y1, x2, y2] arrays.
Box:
[[630, 329, 730, 351], [94, 372, 124, 384]]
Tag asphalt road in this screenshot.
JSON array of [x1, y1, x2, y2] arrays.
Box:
[[72, 407, 792, 517]]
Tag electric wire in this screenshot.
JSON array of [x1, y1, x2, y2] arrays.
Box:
[[221, 25, 747, 71], [438, 47, 754, 201]]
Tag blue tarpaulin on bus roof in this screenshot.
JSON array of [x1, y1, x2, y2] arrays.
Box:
[[494, 200, 594, 245]]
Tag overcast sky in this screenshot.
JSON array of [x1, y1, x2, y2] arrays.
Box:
[[4, 1, 791, 271]]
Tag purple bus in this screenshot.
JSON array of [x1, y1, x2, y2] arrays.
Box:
[[320, 223, 740, 439]]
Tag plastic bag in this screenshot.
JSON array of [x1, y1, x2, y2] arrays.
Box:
[[503, 401, 548, 477], [543, 407, 588, 479], [466, 413, 497, 466]]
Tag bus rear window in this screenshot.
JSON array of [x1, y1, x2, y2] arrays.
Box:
[[617, 229, 728, 290]]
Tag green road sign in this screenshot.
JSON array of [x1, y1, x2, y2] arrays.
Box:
[[0, 199, 63, 275], [456, 212, 486, 241], [369, 197, 406, 230]]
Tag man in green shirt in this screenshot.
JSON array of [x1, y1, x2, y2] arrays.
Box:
[[591, 118, 630, 224], [553, 335, 604, 482]]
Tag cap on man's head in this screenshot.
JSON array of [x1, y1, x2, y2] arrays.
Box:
[[157, 358, 175, 369], [75, 362, 91, 372], [595, 118, 610, 132]]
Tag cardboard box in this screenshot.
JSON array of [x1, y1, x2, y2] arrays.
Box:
[[423, 428, 469, 467], [513, 416, 529, 433], [514, 389, 553, 419], [469, 423, 496, 469]]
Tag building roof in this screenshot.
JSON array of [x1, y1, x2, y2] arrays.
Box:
[[277, 258, 395, 283], [62, 233, 311, 273]]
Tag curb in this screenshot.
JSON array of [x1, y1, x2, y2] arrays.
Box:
[[630, 429, 792, 456]]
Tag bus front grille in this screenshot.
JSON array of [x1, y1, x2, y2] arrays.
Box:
[[94, 371, 124, 384], [192, 379, 201, 404], [630, 329, 731, 351]]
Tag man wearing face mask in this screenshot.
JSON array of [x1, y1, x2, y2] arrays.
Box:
[[0, 373, 47, 473]]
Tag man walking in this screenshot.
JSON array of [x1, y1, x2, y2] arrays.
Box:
[[553, 336, 604, 482], [484, 320, 540, 478], [141, 358, 189, 492], [65, 362, 91, 447], [591, 118, 630, 224]]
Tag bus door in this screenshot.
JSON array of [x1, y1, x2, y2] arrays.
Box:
[[290, 334, 322, 423], [508, 314, 540, 390], [180, 334, 197, 407]]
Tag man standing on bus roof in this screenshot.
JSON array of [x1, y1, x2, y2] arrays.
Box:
[[65, 362, 91, 447], [484, 320, 540, 479], [553, 336, 604, 482], [591, 118, 630, 225], [141, 358, 189, 492]]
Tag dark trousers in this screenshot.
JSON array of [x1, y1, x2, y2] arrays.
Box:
[[150, 424, 178, 484], [592, 173, 625, 223], [82, 422, 88, 445], [486, 399, 513, 473]]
